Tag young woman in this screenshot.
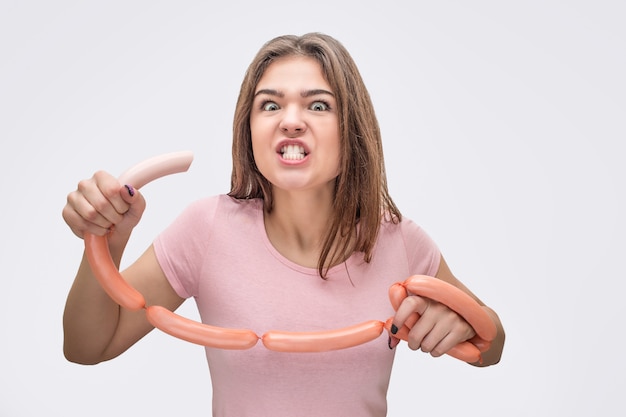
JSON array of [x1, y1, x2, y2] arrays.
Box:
[[62, 33, 505, 416]]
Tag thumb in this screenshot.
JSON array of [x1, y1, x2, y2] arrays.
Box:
[[118, 184, 146, 225], [122, 184, 137, 201]]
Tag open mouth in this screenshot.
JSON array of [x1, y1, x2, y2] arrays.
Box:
[[279, 144, 307, 160]]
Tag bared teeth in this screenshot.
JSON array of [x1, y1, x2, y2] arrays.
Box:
[[280, 144, 306, 160]]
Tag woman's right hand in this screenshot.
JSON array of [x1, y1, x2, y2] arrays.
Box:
[[62, 171, 146, 240]]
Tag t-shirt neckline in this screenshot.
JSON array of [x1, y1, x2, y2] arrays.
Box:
[[252, 198, 358, 277]]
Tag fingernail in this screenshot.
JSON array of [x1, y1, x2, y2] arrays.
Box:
[[390, 324, 398, 335], [388, 336, 400, 350], [125, 184, 135, 197]]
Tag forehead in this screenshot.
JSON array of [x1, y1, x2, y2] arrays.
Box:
[[256, 56, 331, 91]]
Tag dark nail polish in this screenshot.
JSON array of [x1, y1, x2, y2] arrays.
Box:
[[388, 336, 399, 350], [390, 324, 398, 335], [125, 184, 135, 197]]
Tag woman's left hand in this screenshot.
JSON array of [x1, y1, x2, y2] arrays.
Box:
[[389, 294, 476, 357]]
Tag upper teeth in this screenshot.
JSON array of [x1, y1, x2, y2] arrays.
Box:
[[281, 145, 306, 160]]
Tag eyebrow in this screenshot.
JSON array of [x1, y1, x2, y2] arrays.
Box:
[[254, 88, 335, 98]]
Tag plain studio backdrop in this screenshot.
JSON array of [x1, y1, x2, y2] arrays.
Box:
[[1, 1, 624, 416]]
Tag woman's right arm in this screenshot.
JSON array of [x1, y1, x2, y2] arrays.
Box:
[[62, 171, 183, 364]]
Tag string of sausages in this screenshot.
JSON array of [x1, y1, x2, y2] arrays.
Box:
[[83, 152, 496, 363]]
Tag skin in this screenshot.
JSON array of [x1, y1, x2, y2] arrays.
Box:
[[393, 258, 505, 366], [250, 56, 341, 268], [62, 176, 181, 364], [62, 56, 504, 366]]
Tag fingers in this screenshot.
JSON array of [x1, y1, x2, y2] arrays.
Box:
[[391, 295, 475, 356], [415, 306, 474, 357], [62, 171, 142, 238], [391, 295, 429, 351], [83, 174, 126, 226]]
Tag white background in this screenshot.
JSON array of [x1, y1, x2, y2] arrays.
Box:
[[1, 1, 624, 415]]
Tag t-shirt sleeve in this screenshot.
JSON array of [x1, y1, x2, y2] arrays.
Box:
[[400, 218, 441, 277], [153, 196, 219, 299]]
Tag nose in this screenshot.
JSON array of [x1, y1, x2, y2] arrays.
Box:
[[279, 106, 306, 136]]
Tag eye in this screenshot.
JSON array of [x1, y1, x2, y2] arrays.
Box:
[[261, 101, 280, 111], [309, 101, 330, 111]]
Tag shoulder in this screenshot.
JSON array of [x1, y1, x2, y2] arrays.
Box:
[[380, 215, 440, 258], [181, 194, 262, 219], [174, 195, 265, 239], [154, 194, 264, 263], [379, 215, 427, 241]]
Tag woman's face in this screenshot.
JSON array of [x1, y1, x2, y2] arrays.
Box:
[[250, 56, 340, 196]]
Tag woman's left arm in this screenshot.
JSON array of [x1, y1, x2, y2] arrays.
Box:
[[390, 255, 505, 366], [434, 255, 505, 367]]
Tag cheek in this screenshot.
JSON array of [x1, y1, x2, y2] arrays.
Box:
[[250, 134, 272, 176], [250, 121, 266, 153], [250, 139, 265, 171], [329, 127, 342, 169], [250, 118, 273, 145]]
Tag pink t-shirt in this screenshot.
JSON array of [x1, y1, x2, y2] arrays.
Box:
[[153, 195, 440, 416]]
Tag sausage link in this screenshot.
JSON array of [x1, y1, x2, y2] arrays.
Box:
[[84, 233, 146, 311], [389, 282, 407, 310], [262, 320, 385, 353], [404, 275, 497, 342], [117, 151, 194, 189], [145, 305, 259, 350]]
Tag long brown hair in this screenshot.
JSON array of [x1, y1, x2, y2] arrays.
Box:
[[229, 33, 401, 278]]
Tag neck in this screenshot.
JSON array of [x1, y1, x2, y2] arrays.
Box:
[[264, 188, 334, 268]]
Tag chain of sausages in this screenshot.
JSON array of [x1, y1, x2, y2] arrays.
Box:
[[84, 152, 496, 361]]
